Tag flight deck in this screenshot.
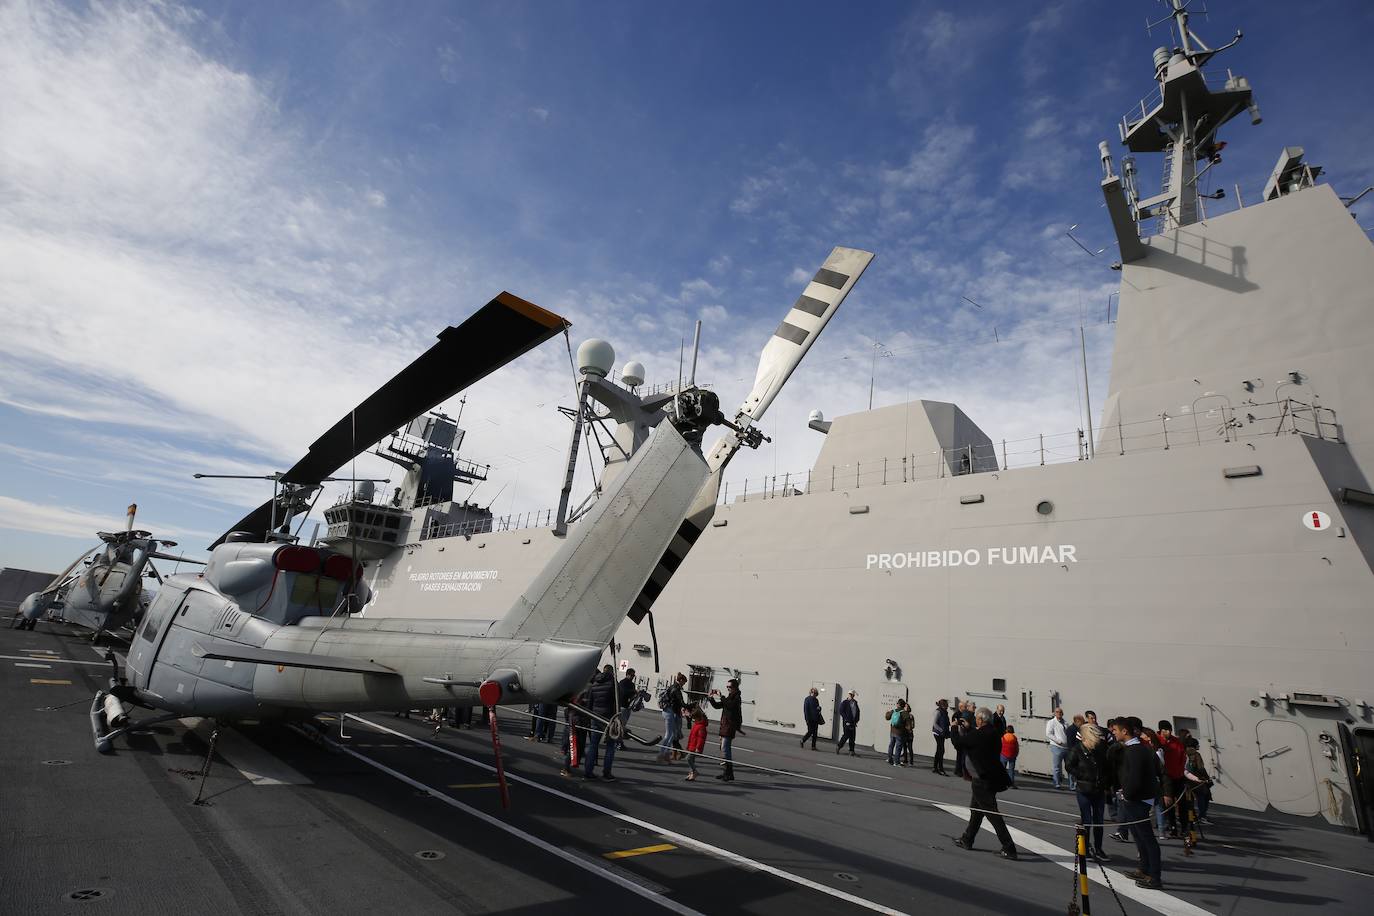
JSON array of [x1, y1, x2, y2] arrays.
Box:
[[3, 622, 1368, 916]]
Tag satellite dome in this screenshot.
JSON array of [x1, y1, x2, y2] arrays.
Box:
[[576, 339, 615, 378], [808, 409, 825, 423], [621, 361, 646, 387]]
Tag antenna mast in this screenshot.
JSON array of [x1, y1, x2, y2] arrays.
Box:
[[1101, 0, 1257, 252]]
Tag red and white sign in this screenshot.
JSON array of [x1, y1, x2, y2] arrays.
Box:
[[1303, 510, 1331, 531]]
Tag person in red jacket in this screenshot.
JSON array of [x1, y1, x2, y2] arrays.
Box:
[[684, 707, 708, 781], [1000, 725, 1020, 787], [1156, 720, 1190, 836]]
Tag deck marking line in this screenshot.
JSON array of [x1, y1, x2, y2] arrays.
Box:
[[331, 740, 705, 916], [935, 803, 1213, 916], [1209, 841, 1374, 879], [604, 843, 676, 860], [180, 718, 312, 786], [15, 662, 53, 668], [817, 763, 893, 780], [350, 715, 911, 916], [30, 678, 73, 686], [0, 654, 104, 667]]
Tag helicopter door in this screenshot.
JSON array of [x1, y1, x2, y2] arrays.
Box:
[[129, 590, 190, 688]]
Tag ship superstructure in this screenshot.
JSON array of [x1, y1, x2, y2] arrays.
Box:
[[349, 2, 1374, 835]]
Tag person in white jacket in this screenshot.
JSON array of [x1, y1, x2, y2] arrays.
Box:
[[1045, 708, 1070, 789]]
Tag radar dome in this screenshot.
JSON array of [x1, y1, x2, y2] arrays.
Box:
[[576, 339, 615, 379], [621, 361, 646, 387], [808, 409, 825, 423]]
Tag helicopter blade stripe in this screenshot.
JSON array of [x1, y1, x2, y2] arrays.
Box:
[[774, 321, 808, 345], [793, 295, 831, 317], [812, 267, 850, 289]]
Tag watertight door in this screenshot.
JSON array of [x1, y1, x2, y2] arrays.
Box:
[[1256, 719, 1319, 816], [813, 681, 839, 741], [872, 683, 908, 752]]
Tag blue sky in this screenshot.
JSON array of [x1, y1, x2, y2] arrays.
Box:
[[2, 0, 1373, 573]]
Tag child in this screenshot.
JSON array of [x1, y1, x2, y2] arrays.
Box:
[[685, 707, 708, 781], [1000, 724, 1019, 787]]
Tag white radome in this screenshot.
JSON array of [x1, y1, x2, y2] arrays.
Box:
[[808, 409, 825, 423], [576, 339, 616, 378], [621, 361, 646, 388]]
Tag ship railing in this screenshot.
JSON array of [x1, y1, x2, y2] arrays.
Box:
[[1118, 68, 1230, 141], [419, 508, 557, 542], [719, 398, 1339, 504]]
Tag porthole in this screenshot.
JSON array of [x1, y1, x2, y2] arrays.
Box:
[[1036, 500, 1054, 516]]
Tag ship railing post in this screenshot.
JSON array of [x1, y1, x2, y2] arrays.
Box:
[[1039, 434, 1045, 466], [966, 444, 973, 473], [883, 458, 887, 486], [783, 472, 790, 496], [1001, 439, 1008, 471], [742, 478, 747, 502], [1162, 413, 1170, 450], [902, 455, 908, 483], [830, 466, 835, 492], [722, 482, 729, 505], [856, 462, 861, 489], [1118, 414, 1125, 455], [805, 470, 811, 495], [770, 475, 777, 499]]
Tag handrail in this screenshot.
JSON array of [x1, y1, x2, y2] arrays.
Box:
[[720, 398, 1338, 505]]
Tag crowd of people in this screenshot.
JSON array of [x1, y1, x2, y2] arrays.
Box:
[[433, 679, 1214, 891], [924, 696, 1213, 890]]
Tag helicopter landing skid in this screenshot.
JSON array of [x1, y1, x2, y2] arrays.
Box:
[[89, 690, 181, 754]]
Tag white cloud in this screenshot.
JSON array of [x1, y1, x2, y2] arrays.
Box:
[[530, 106, 550, 121], [365, 188, 387, 208], [0, 494, 216, 543], [880, 123, 976, 197]]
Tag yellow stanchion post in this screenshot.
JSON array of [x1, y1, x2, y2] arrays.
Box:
[[1076, 826, 1092, 915]]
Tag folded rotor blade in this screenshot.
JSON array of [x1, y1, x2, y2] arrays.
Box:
[[705, 246, 873, 473], [40, 546, 99, 595], [211, 291, 568, 547], [628, 246, 873, 623], [148, 550, 205, 565]]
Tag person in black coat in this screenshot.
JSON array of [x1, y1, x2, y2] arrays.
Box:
[[1112, 718, 1164, 889], [931, 699, 950, 775], [707, 678, 743, 781], [837, 691, 861, 756], [1066, 724, 1112, 861], [950, 707, 1018, 859], [580, 665, 619, 781], [801, 688, 824, 750]]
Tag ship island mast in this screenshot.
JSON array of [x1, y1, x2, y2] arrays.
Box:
[[1100, 0, 1262, 257]]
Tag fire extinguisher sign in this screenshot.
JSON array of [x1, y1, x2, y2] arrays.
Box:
[[1302, 510, 1331, 531]]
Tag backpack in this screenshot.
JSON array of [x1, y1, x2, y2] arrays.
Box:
[[657, 685, 673, 711], [890, 709, 902, 727]]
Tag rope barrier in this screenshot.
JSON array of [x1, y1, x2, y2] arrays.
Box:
[[451, 705, 1199, 833]]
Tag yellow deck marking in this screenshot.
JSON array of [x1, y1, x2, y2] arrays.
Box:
[[602, 843, 676, 860], [31, 678, 73, 686], [448, 782, 502, 789]]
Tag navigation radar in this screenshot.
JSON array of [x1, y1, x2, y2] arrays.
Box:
[[621, 361, 646, 388], [577, 339, 615, 378]]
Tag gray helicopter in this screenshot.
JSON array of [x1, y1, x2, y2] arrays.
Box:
[[88, 260, 872, 755], [13, 503, 203, 640]]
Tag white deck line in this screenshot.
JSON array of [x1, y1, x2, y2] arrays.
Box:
[[351, 715, 910, 915], [180, 718, 312, 786], [333, 741, 706, 916], [935, 803, 1213, 916]]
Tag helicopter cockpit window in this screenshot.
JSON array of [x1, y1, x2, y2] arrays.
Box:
[[140, 613, 159, 643]]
